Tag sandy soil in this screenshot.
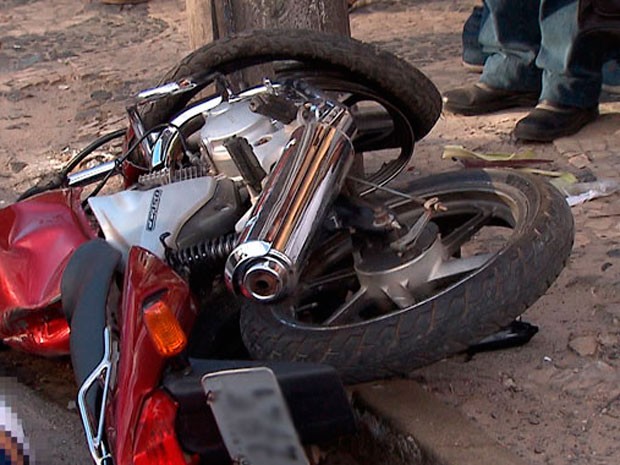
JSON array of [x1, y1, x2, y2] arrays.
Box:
[[0, 0, 619, 464]]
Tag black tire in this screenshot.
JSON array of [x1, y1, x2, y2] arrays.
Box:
[[240, 169, 574, 383], [141, 29, 441, 141]]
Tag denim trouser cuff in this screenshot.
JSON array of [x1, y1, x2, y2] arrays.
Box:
[[480, 54, 542, 93], [540, 70, 602, 108]]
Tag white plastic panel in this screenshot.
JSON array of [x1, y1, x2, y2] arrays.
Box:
[[89, 177, 217, 259]]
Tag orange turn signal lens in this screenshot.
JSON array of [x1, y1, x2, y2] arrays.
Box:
[[143, 300, 187, 357]]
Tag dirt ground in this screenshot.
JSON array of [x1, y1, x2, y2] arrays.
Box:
[[1, 0, 620, 464]]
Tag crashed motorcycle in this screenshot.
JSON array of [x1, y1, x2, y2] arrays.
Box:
[[0, 30, 574, 465]]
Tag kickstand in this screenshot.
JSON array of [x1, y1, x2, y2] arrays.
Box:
[[466, 320, 539, 359]]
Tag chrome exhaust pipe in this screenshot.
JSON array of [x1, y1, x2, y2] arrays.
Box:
[[225, 104, 356, 302]]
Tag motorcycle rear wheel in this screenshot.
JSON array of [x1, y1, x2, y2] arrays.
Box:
[[240, 169, 574, 383]]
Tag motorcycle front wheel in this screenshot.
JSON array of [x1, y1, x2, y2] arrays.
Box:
[[240, 169, 574, 383], [139, 29, 441, 188]]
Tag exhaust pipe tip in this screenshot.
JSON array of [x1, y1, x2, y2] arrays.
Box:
[[225, 241, 294, 303], [242, 259, 288, 302]]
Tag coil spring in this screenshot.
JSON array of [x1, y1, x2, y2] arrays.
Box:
[[170, 233, 237, 271]]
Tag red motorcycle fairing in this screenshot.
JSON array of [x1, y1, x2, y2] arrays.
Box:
[[0, 189, 96, 355], [106, 246, 197, 465]]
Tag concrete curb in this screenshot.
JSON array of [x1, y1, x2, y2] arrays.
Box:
[[352, 380, 531, 465]]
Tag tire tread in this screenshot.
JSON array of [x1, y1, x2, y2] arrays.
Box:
[[241, 170, 574, 383]]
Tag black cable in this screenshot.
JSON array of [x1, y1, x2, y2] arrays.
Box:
[[17, 128, 127, 201], [81, 124, 169, 207], [80, 122, 194, 208], [167, 122, 192, 161], [61, 128, 127, 177]]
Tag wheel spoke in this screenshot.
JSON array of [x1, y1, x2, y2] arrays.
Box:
[[341, 93, 363, 106], [442, 209, 492, 256], [303, 270, 357, 292], [323, 287, 369, 326], [382, 283, 417, 309], [303, 233, 352, 280], [428, 253, 494, 282]]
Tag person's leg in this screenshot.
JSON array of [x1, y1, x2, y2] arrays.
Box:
[[602, 35, 620, 94], [597, 12, 620, 94], [479, 0, 542, 92], [462, 3, 489, 71], [514, 0, 601, 141], [537, 0, 601, 107], [444, 0, 542, 115], [602, 59, 620, 94]]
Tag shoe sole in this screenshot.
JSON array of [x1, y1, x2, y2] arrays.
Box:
[[444, 94, 539, 116], [602, 83, 620, 95], [461, 61, 484, 74], [513, 127, 560, 142]]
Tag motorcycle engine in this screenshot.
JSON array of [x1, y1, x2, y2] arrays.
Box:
[[199, 98, 295, 177], [89, 92, 297, 260]]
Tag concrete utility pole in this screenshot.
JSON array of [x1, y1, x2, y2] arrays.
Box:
[[186, 0, 350, 48]]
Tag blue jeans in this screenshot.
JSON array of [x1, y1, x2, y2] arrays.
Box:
[[462, 4, 489, 66], [478, 0, 602, 108]]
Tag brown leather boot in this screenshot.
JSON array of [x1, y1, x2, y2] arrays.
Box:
[[443, 83, 539, 116]]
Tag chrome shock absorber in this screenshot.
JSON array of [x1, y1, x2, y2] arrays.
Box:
[[225, 102, 357, 302]]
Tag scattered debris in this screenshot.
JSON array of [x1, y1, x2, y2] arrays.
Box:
[[555, 361, 616, 395], [568, 153, 590, 169], [466, 320, 539, 356], [440, 146, 609, 206], [601, 394, 620, 419], [598, 333, 619, 347], [527, 414, 541, 425], [568, 335, 598, 357], [606, 248, 620, 258], [442, 145, 551, 168], [9, 161, 27, 174], [562, 180, 620, 207], [6, 122, 29, 130], [501, 375, 519, 391], [90, 90, 113, 103]]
